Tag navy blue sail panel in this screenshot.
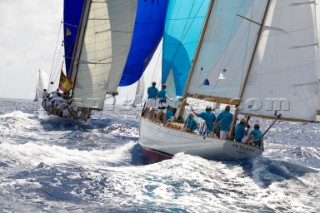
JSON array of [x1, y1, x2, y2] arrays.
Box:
[[162, 0, 210, 96], [119, 0, 169, 86], [63, 0, 84, 76]]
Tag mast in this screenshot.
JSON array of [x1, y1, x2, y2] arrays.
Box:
[[228, 0, 272, 139], [69, 0, 91, 98], [177, 0, 215, 119]]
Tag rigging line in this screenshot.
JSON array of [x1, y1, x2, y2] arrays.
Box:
[[209, 1, 247, 95], [219, 1, 265, 72], [211, 1, 267, 97], [235, 19, 252, 97], [63, 22, 79, 28], [48, 21, 63, 90], [237, 1, 266, 93], [151, 43, 163, 83], [50, 47, 65, 91], [226, 1, 256, 97], [49, 43, 65, 91]]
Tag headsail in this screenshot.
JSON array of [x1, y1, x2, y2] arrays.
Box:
[[70, 0, 138, 110], [119, 0, 169, 86], [162, 0, 210, 96], [132, 75, 145, 106]]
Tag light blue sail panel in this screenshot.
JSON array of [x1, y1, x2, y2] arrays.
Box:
[[162, 0, 210, 96], [119, 0, 169, 86], [63, 0, 84, 76]]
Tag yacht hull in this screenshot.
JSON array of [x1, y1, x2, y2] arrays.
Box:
[[139, 118, 263, 161]]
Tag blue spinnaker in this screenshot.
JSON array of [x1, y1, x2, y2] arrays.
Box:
[[119, 0, 169, 86], [162, 0, 210, 96], [63, 0, 84, 76]]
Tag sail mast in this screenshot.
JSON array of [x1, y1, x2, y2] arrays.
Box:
[[69, 0, 91, 97], [177, 0, 215, 119], [228, 0, 272, 138]]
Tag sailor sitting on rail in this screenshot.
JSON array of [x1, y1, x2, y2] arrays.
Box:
[[246, 123, 263, 148], [234, 118, 250, 143], [166, 106, 175, 123], [184, 113, 198, 133]]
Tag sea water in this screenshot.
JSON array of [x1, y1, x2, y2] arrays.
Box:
[[0, 98, 319, 212]]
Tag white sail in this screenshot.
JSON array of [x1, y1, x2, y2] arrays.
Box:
[[132, 75, 145, 106], [71, 0, 137, 110], [187, 0, 269, 99], [34, 70, 49, 102], [242, 0, 320, 121], [165, 69, 176, 99]]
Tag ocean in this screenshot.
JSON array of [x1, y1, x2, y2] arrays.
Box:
[[0, 98, 319, 212]]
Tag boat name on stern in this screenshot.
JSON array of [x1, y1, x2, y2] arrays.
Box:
[[232, 143, 256, 152]]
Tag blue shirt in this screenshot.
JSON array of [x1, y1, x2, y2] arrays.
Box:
[[184, 118, 198, 132], [234, 123, 246, 141], [250, 129, 263, 145], [147, 86, 158, 99], [217, 111, 233, 131], [166, 109, 174, 120], [158, 89, 167, 101], [197, 111, 216, 132]]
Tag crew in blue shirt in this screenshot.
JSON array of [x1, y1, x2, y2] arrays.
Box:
[[215, 105, 233, 140], [192, 106, 216, 137], [247, 123, 263, 148], [166, 106, 175, 122], [143, 81, 158, 121], [156, 84, 172, 125], [184, 113, 198, 132], [234, 118, 250, 142]]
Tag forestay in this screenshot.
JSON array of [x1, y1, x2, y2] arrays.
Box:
[[71, 0, 137, 110]]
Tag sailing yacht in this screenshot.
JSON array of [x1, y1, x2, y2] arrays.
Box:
[[34, 70, 49, 103], [40, 0, 168, 121], [139, 0, 320, 162]]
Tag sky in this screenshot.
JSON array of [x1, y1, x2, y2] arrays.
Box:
[[0, 0, 161, 102], [0, 1, 63, 100]]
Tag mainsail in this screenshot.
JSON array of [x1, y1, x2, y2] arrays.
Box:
[[70, 0, 138, 110], [132, 75, 145, 106], [162, 0, 210, 96], [241, 0, 320, 121], [119, 0, 169, 86]]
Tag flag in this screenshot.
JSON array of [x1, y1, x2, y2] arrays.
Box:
[[203, 78, 210, 85], [66, 28, 72, 36], [59, 70, 73, 92]]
